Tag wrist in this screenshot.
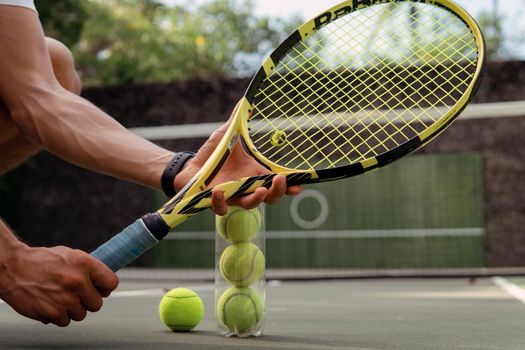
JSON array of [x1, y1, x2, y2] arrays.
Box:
[[0, 221, 27, 288], [161, 152, 195, 197], [0, 220, 26, 258]]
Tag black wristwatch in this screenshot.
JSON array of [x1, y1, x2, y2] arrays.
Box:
[[161, 152, 195, 197]]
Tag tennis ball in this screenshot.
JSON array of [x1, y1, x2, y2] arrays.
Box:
[[159, 288, 204, 331], [216, 205, 261, 243], [217, 287, 264, 334], [219, 242, 265, 287]]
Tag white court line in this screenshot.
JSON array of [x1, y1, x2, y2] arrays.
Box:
[[492, 277, 525, 306], [1, 286, 214, 303], [112, 285, 214, 298], [0, 287, 210, 304], [111, 289, 166, 297]]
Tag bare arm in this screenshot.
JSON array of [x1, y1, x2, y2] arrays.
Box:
[[0, 6, 172, 189]]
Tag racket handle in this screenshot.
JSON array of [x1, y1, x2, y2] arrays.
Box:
[[90, 219, 159, 272]]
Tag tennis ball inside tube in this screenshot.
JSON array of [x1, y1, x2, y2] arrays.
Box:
[[217, 287, 264, 334], [219, 242, 265, 287], [159, 288, 204, 331], [216, 206, 261, 243]]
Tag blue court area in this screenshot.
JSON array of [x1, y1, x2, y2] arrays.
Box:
[[1, 275, 525, 350]]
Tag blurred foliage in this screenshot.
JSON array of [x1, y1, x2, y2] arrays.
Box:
[[39, 0, 301, 86], [35, 0, 87, 47], [478, 10, 504, 60], [34, 0, 525, 86], [477, 4, 525, 61]]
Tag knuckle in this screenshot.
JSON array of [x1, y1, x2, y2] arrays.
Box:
[[62, 275, 84, 290], [46, 308, 61, 321], [60, 295, 78, 310], [69, 309, 87, 322], [71, 249, 91, 264], [45, 309, 66, 325], [88, 298, 103, 312], [112, 275, 120, 289], [56, 318, 71, 327]]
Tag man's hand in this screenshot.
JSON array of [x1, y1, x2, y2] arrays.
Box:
[[175, 102, 302, 216], [0, 244, 118, 327]]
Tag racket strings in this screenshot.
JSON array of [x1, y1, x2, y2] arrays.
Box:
[[255, 63, 365, 167], [253, 52, 390, 165], [248, 1, 479, 171], [270, 23, 470, 167]]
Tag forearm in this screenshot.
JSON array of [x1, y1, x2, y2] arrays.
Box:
[[0, 6, 173, 190], [11, 87, 173, 189]]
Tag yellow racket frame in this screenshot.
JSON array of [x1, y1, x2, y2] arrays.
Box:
[[158, 0, 485, 228]]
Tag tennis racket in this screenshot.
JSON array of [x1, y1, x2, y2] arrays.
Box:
[[91, 0, 486, 271]]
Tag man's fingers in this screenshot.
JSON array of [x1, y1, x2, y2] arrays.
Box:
[[215, 175, 302, 211], [39, 304, 71, 327], [67, 298, 88, 322], [88, 256, 119, 297], [79, 280, 104, 312], [264, 175, 287, 204], [211, 189, 228, 216], [229, 187, 267, 210], [286, 184, 303, 196], [214, 187, 267, 214]]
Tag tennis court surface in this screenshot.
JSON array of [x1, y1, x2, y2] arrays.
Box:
[[2, 273, 525, 350]]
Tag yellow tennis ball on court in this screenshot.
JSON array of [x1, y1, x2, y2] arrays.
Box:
[[216, 205, 261, 243], [219, 242, 265, 287], [159, 288, 204, 331], [217, 287, 264, 334]]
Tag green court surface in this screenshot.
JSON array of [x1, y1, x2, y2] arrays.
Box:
[[1, 276, 524, 350]]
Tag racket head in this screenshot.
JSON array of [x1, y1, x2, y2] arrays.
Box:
[[238, 0, 486, 183]]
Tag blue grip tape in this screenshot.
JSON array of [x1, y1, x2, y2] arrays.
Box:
[[91, 219, 159, 272]]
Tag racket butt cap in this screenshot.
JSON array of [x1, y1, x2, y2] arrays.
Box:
[[142, 212, 170, 240]]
